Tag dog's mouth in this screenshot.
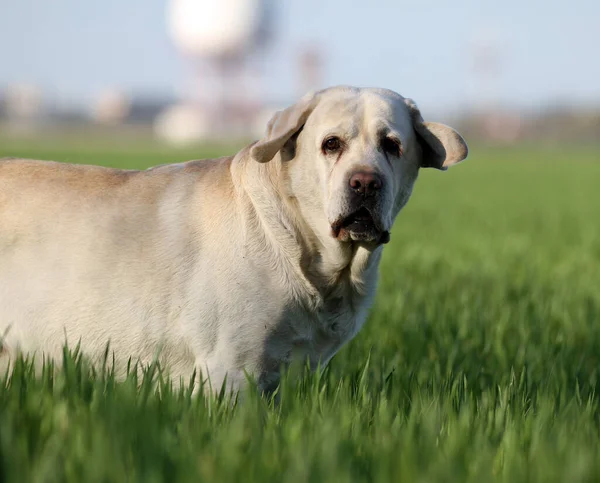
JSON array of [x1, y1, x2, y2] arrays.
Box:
[[331, 207, 390, 244]]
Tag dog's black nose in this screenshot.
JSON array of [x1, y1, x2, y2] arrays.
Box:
[[349, 171, 383, 197]]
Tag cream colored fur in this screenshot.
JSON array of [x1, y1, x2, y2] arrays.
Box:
[[0, 86, 467, 392]]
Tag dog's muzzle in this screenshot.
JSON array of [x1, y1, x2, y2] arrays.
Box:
[[331, 205, 390, 244], [330, 170, 391, 244]]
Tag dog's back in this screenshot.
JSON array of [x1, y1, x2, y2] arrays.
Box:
[[0, 156, 234, 377]]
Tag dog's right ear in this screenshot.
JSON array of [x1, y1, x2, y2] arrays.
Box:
[[250, 92, 318, 163]]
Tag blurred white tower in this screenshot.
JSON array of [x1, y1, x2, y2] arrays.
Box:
[[470, 33, 502, 112], [159, 0, 275, 142], [469, 31, 520, 142], [298, 45, 324, 96]]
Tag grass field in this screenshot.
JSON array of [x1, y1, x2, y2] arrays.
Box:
[[1, 138, 600, 482]]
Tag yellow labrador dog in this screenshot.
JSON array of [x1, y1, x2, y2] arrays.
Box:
[[0, 86, 467, 392]]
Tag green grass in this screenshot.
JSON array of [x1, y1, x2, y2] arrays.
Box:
[[1, 139, 600, 482]]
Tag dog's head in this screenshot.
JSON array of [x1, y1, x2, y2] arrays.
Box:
[[251, 86, 468, 246]]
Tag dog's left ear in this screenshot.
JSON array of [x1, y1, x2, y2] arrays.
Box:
[[250, 92, 318, 163], [405, 99, 468, 171]]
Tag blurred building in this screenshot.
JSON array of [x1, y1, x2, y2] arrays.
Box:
[[4, 84, 43, 119], [0, 83, 45, 134], [92, 90, 131, 125], [92, 90, 180, 126]]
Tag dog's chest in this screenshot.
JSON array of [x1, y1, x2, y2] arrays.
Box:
[[317, 294, 359, 337], [297, 288, 373, 365]]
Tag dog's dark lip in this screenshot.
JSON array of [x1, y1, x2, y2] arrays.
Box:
[[342, 207, 373, 227], [331, 207, 391, 244], [378, 231, 391, 244]]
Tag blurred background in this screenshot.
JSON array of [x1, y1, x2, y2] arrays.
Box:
[[0, 0, 599, 150]]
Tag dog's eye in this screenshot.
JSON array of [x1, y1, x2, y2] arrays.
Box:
[[322, 136, 342, 154], [381, 137, 402, 157]]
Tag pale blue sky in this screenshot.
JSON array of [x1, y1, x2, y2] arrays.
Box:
[[0, 0, 598, 115]]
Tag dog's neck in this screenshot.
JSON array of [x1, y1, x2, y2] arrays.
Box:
[[232, 149, 383, 307]]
